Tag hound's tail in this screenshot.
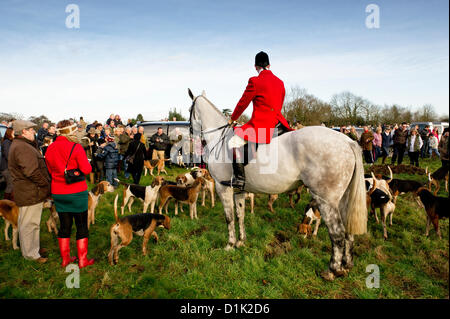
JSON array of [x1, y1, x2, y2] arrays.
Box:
[[341, 141, 367, 235], [114, 178, 129, 187], [386, 166, 393, 183], [114, 194, 119, 223]]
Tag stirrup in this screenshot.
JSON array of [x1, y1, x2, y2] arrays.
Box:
[[220, 178, 245, 191]]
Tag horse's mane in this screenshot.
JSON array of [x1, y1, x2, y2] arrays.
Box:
[[195, 95, 226, 121]]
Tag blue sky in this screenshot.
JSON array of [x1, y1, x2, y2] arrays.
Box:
[[0, 0, 448, 122]]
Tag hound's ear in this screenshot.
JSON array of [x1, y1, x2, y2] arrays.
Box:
[[188, 88, 194, 100], [100, 183, 105, 194], [164, 216, 171, 230], [92, 185, 99, 196], [201, 90, 206, 97]]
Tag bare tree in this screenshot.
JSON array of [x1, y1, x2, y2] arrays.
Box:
[[330, 91, 366, 125], [283, 86, 331, 126], [28, 115, 53, 128], [414, 104, 437, 122], [0, 112, 23, 122]]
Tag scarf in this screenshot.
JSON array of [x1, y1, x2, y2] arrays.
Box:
[[56, 124, 79, 143]]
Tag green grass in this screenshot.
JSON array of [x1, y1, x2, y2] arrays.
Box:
[[0, 157, 448, 299]]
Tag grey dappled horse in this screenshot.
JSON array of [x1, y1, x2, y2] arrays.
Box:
[[188, 90, 367, 281]]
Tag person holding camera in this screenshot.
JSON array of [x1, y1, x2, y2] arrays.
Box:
[[150, 127, 169, 160]]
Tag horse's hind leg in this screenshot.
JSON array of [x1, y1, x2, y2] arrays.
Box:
[[234, 192, 246, 247], [342, 234, 354, 271], [216, 183, 236, 250], [317, 201, 347, 280]]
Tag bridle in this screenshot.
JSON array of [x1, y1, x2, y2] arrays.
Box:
[[189, 95, 233, 160]]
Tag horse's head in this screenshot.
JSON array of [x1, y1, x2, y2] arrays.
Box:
[[187, 88, 227, 132]]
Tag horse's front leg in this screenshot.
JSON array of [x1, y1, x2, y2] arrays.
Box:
[[216, 183, 236, 250], [318, 202, 347, 281], [234, 192, 247, 248]]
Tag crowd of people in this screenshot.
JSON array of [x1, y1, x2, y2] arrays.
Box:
[[0, 114, 175, 266], [337, 122, 449, 168]]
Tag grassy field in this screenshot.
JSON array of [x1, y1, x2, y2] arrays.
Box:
[[0, 157, 448, 299]]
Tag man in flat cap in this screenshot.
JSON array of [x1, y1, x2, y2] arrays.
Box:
[[221, 51, 293, 190], [8, 120, 51, 263]]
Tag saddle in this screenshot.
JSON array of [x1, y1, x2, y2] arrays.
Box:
[[233, 121, 291, 166]]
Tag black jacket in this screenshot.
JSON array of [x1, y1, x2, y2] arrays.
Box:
[[393, 128, 408, 145], [0, 138, 12, 171], [36, 128, 48, 146], [125, 140, 146, 173], [150, 133, 169, 151]]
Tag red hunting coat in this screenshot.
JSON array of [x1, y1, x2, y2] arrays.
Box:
[[231, 69, 293, 144]]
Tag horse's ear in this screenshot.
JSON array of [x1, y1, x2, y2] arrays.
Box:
[[201, 90, 206, 97], [188, 88, 194, 100]]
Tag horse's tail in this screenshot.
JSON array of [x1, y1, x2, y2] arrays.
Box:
[[342, 141, 367, 235]]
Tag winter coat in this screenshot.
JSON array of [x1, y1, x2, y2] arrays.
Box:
[[150, 133, 169, 151], [429, 135, 438, 149], [382, 132, 393, 148], [373, 133, 382, 148], [96, 142, 119, 169], [8, 137, 51, 207], [80, 134, 99, 160], [36, 127, 48, 146], [360, 131, 374, 151], [45, 136, 92, 195], [118, 133, 132, 155], [0, 138, 12, 171], [346, 132, 358, 141], [438, 135, 449, 161], [393, 128, 408, 145], [420, 128, 430, 142], [125, 138, 146, 173]]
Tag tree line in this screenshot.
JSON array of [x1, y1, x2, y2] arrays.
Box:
[[282, 86, 449, 127], [2, 89, 447, 128]]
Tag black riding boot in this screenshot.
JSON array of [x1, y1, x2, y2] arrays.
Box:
[[220, 162, 245, 191]]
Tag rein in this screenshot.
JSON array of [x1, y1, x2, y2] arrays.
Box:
[[189, 95, 233, 161]]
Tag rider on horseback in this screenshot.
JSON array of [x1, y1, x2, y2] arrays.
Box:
[[220, 51, 293, 190]]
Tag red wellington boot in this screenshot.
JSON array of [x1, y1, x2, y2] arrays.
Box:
[[57, 238, 77, 268], [76, 238, 95, 269]]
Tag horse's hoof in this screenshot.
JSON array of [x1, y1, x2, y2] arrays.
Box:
[[343, 262, 354, 271], [235, 241, 245, 248], [225, 244, 235, 251], [334, 268, 349, 277], [320, 270, 336, 281]]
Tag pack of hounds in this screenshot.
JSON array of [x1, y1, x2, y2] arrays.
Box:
[[1, 164, 448, 265]]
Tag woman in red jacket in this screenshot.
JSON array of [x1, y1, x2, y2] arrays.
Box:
[[45, 120, 94, 269]]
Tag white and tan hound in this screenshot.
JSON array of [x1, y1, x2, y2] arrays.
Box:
[[298, 199, 321, 238], [115, 176, 164, 215], [88, 181, 115, 228]]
